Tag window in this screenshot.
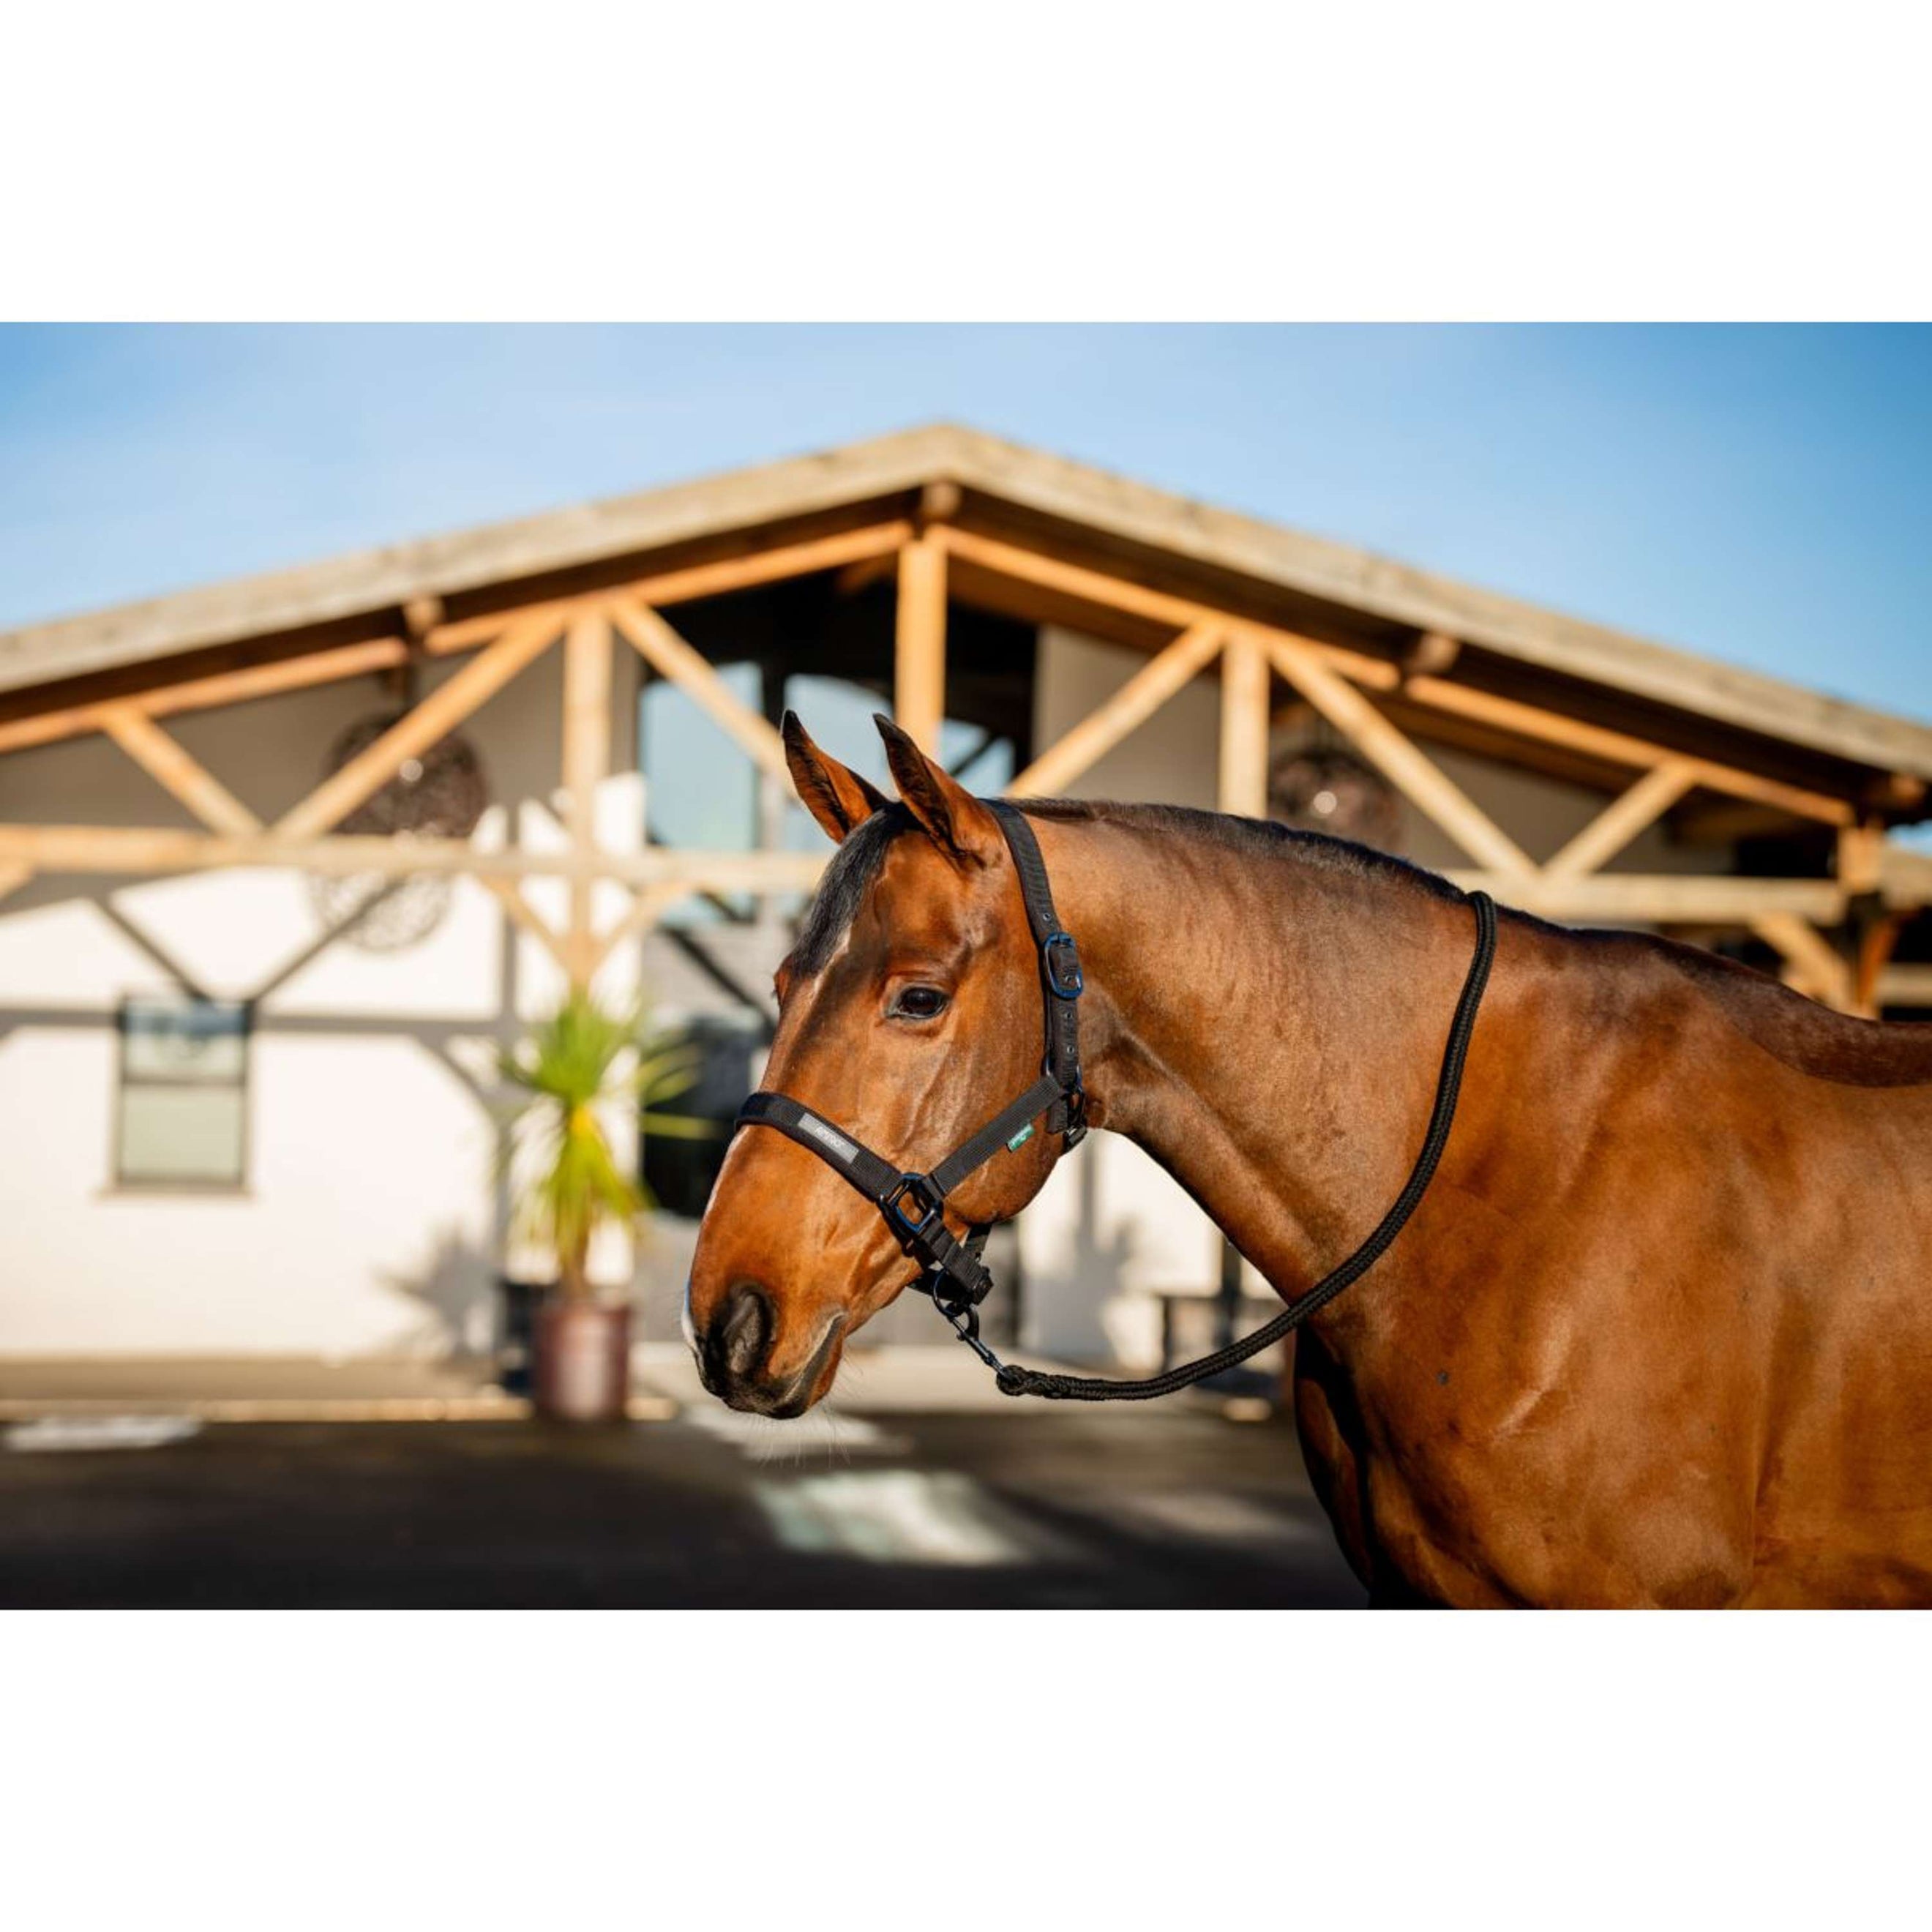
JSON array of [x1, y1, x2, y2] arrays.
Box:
[[640, 660, 764, 926], [639, 1013, 762, 1220], [116, 997, 250, 1188]]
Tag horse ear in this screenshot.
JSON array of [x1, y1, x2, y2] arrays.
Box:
[[873, 714, 1003, 868], [782, 712, 888, 844]]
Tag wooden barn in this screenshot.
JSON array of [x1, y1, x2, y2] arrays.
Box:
[[1, 424, 1928, 1369]]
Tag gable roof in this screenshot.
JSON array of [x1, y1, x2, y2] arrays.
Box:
[[2, 421, 1928, 785]]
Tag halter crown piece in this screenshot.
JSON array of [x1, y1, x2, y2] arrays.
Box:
[[733, 802, 1497, 1402]]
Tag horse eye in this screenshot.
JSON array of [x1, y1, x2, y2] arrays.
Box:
[[890, 986, 950, 1021]]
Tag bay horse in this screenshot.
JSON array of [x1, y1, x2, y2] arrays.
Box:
[[686, 713, 1932, 1607]]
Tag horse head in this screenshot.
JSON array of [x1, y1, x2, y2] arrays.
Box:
[[685, 712, 1070, 1415]]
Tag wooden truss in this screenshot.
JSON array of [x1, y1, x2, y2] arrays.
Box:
[[0, 506, 1922, 1011]]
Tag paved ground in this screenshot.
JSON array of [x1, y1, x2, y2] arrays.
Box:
[[0, 1396, 1367, 1609]]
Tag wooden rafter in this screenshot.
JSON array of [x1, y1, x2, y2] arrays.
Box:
[[1396, 675, 1852, 828], [894, 532, 947, 755], [936, 525, 1397, 692], [479, 877, 572, 975], [1448, 873, 1846, 924], [609, 598, 790, 786], [1752, 912, 1854, 1012], [1008, 621, 1224, 798], [0, 823, 828, 891], [1262, 632, 1537, 878], [1876, 964, 1932, 1008], [98, 704, 262, 836], [426, 522, 916, 656], [586, 882, 699, 981], [0, 638, 410, 758], [1854, 913, 1903, 1014], [1543, 758, 1698, 880], [935, 525, 1859, 832], [276, 611, 563, 839]]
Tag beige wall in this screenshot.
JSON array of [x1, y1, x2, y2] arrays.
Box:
[[1019, 628, 1221, 1362], [1015, 624, 1739, 1367]]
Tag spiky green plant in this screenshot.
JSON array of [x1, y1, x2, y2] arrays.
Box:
[[497, 991, 705, 1301]]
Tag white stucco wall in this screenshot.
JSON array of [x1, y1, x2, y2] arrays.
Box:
[[0, 643, 647, 1358]]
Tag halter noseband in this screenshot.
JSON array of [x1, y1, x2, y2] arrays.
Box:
[[732, 801, 1497, 1401]]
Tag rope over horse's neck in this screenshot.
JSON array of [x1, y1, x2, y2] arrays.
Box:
[[1025, 806, 1499, 1331]]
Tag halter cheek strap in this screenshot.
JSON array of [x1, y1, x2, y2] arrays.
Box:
[[732, 797, 1497, 1403]]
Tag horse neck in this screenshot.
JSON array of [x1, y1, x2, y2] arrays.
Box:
[[1030, 809, 1489, 1301]]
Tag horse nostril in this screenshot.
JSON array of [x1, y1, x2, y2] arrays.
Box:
[[719, 1283, 771, 1381]]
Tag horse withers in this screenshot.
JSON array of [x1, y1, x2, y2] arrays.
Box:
[[686, 713, 1932, 1607]]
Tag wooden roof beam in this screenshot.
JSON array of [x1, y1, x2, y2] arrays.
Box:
[[0, 637, 409, 759], [426, 521, 915, 656]]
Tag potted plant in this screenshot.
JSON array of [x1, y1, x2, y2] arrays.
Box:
[[498, 991, 698, 1422]]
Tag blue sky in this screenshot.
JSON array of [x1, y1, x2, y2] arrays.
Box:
[[1, 324, 1926, 720]]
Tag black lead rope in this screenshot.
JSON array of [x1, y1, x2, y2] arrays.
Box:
[[994, 888, 1496, 1401], [734, 803, 1497, 1403]]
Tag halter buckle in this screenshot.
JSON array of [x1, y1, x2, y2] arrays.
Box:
[[1043, 931, 1084, 1000], [885, 1173, 944, 1245]]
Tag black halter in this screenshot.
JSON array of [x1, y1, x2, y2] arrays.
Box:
[[733, 802, 1497, 1401]]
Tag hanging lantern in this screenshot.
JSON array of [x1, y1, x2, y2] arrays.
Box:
[[305, 711, 490, 952], [1269, 737, 1401, 851]]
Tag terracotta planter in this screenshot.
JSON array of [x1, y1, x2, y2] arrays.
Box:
[[533, 1295, 633, 1423]]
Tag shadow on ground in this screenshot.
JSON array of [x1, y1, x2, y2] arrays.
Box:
[[0, 1402, 1367, 1609]]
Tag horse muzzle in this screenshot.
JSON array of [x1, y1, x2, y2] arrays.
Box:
[[692, 1284, 844, 1417]]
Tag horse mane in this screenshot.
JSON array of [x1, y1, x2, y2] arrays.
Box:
[[1013, 796, 1469, 904], [790, 792, 1932, 1090], [790, 794, 1461, 977]]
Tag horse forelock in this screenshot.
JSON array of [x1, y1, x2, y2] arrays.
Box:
[[790, 805, 917, 976]]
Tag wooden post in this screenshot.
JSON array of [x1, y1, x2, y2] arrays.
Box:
[[1838, 818, 1885, 895], [0, 863, 31, 907], [562, 610, 613, 988], [1218, 630, 1272, 819], [894, 533, 947, 756]]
